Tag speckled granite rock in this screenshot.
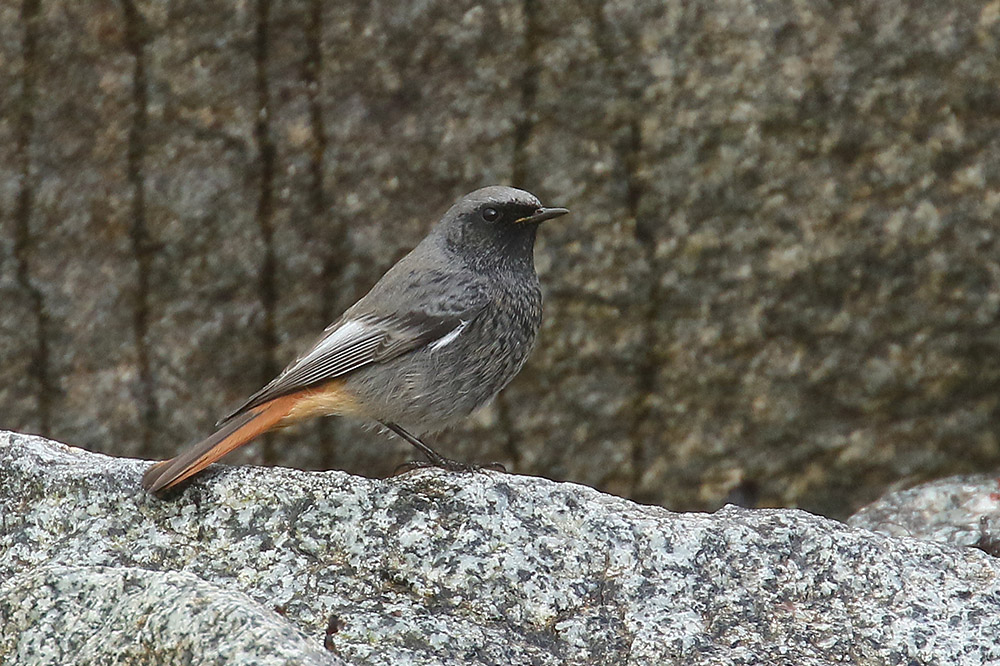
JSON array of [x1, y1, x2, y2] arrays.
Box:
[[1, 565, 341, 666], [3, 431, 1000, 665], [3, 0, 1000, 519], [849, 474, 1000, 552]]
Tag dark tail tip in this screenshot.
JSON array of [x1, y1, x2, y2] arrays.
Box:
[[141, 460, 173, 494]]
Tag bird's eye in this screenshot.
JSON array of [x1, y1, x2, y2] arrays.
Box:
[[481, 207, 500, 222]]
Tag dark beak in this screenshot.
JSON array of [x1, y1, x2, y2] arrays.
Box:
[[519, 206, 569, 225]]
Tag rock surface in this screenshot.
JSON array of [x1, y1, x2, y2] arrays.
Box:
[[849, 473, 1000, 552], [3, 565, 341, 666], [2, 431, 1000, 665], [1, 0, 1000, 518]]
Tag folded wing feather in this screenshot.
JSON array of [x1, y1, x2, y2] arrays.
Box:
[[218, 308, 483, 425]]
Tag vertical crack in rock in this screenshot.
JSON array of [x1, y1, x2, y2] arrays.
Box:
[[13, 0, 51, 436], [254, 0, 279, 463], [307, 0, 332, 317], [122, 0, 157, 449], [511, 0, 538, 188], [590, 4, 655, 497], [307, 0, 340, 453], [625, 118, 657, 497], [500, 0, 542, 469]]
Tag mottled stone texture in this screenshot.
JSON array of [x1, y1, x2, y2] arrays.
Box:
[[3, 432, 1000, 665], [849, 473, 1000, 551], [1, 1, 999, 518], [3, 566, 341, 666]]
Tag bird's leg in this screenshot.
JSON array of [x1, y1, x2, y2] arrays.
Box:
[[381, 421, 451, 466], [380, 421, 506, 474]]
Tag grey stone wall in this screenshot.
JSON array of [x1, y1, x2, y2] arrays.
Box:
[[2, 0, 999, 517]]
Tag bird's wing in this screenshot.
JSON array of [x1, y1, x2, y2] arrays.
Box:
[[218, 306, 484, 425]]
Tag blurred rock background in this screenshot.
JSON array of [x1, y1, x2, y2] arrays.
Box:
[[1, 0, 999, 519]]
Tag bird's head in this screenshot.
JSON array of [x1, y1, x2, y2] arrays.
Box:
[[438, 186, 569, 270]]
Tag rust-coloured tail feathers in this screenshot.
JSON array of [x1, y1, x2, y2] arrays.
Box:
[[141, 394, 298, 494]]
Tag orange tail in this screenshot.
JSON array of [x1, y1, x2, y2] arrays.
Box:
[[141, 394, 298, 494]]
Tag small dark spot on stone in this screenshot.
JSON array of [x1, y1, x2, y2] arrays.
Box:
[[379, 568, 414, 592], [273, 603, 287, 615], [830, 132, 865, 164], [773, 22, 798, 49], [966, 86, 1000, 115], [323, 614, 343, 651], [723, 479, 759, 509], [931, 150, 964, 179], [972, 516, 1000, 557]]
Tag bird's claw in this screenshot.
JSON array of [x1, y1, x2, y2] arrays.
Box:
[[392, 459, 507, 476]]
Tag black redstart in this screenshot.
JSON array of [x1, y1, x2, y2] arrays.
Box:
[[142, 186, 568, 493]]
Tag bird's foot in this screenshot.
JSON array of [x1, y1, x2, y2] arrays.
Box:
[[380, 420, 507, 476], [392, 458, 507, 476]]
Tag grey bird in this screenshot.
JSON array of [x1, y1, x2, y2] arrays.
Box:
[[141, 186, 568, 493]]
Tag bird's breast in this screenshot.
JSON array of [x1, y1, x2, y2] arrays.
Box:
[[343, 275, 542, 429]]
